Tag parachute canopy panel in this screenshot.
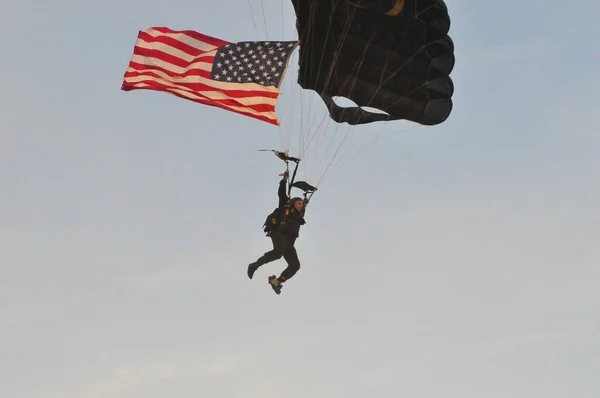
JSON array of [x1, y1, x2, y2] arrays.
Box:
[[291, 0, 455, 126]]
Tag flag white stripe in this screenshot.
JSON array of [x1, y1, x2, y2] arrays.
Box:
[[124, 74, 278, 106], [144, 28, 221, 52], [129, 82, 278, 121], [128, 54, 212, 74], [135, 36, 218, 64], [125, 60, 279, 93]]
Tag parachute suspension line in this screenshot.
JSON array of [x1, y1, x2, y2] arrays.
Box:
[[293, 4, 321, 182], [280, 50, 301, 152], [260, 0, 269, 39], [298, 4, 322, 172], [319, 122, 421, 187], [318, 125, 383, 187], [311, 11, 356, 181], [280, 1, 452, 191], [299, 92, 327, 180], [315, 19, 424, 185], [310, 121, 341, 185], [303, 0, 353, 129], [307, 113, 357, 186], [313, 0, 354, 92], [319, 5, 359, 100], [299, 97, 330, 159], [317, 3, 448, 187], [359, 31, 436, 115], [356, 2, 446, 112], [252, 0, 289, 153], [383, 65, 439, 110], [319, 31, 383, 183], [299, 98, 332, 157], [306, 8, 371, 186], [375, 0, 444, 111], [298, 84, 328, 183], [287, 45, 304, 156], [281, 0, 285, 38], [272, 0, 304, 179], [305, 0, 357, 128], [300, 3, 321, 155], [305, 119, 330, 183], [315, 123, 356, 187], [246, 0, 260, 40], [249, 0, 289, 153], [295, 3, 384, 187], [322, 5, 432, 179], [297, 104, 330, 182], [318, 17, 429, 185], [336, 31, 375, 97], [292, 0, 428, 188], [285, 23, 306, 159], [294, 1, 359, 184], [278, 2, 308, 162]]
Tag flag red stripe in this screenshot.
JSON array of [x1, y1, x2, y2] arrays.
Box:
[[126, 61, 211, 80], [133, 46, 213, 71], [123, 83, 277, 125], [151, 27, 230, 48], [123, 70, 279, 99], [122, 77, 277, 113], [137, 31, 213, 57]]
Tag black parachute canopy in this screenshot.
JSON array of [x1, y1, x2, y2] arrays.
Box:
[[291, 0, 455, 126]]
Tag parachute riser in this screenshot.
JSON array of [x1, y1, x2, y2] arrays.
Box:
[[287, 160, 300, 197], [303, 189, 316, 205]]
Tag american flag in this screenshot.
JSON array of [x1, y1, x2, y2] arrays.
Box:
[[121, 27, 299, 125]]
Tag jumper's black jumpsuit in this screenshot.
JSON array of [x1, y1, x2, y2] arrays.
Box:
[[254, 178, 305, 281]]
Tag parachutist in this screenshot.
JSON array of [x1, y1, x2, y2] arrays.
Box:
[[247, 176, 307, 295]]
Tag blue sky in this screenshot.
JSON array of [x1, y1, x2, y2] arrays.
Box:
[[1, 1, 599, 397]]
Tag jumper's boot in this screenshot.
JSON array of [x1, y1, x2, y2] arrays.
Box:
[[268, 275, 283, 295], [247, 262, 259, 279]]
